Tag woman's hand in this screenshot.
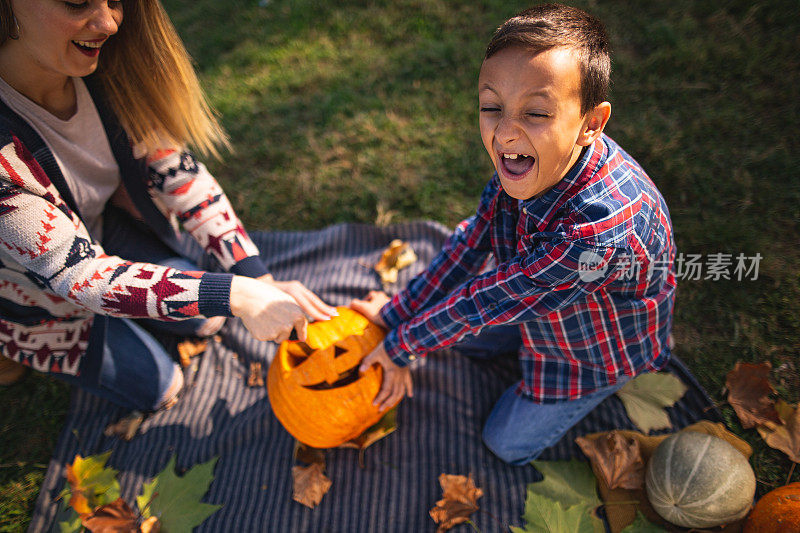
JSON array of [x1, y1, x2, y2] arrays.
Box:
[[359, 342, 413, 411], [230, 276, 307, 342], [258, 274, 338, 322], [350, 290, 391, 328]]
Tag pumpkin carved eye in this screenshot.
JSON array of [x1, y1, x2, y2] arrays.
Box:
[[267, 307, 400, 448]]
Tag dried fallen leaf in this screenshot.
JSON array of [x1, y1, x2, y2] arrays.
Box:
[[685, 420, 753, 459], [775, 398, 796, 423], [80, 497, 139, 532], [757, 401, 800, 463], [177, 338, 207, 368], [374, 239, 417, 284], [292, 463, 332, 508], [140, 516, 161, 533], [104, 411, 145, 441], [619, 512, 666, 532], [615, 373, 687, 434], [429, 474, 483, 532], [726, 361, 782, 429], [338, 408, 397, 467], [247, 362, 264, 387], [293, 441, 326, 466], [575, 431, 645, 490]]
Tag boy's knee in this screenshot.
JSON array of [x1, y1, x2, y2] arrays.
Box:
[[481, 424, 542, 465]]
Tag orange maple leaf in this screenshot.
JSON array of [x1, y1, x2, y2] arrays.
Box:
[[429, 474, 483, 532]]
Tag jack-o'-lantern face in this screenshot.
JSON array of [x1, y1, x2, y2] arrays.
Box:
[[267, 307, 399, 448]]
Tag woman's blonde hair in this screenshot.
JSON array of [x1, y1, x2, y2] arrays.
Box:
[[0, 0, 229, 158]]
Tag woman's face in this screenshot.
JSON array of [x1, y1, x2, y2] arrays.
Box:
[[9, 0, 123, 81]]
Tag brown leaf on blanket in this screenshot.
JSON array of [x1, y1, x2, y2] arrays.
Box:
[[338, 408, 397, 468], [177, 338, 207, 368], [374, 239, 417, 284], [757, 399, 800, 463], [292, 463, 332, 509], [247, 362, 264, 387], [80, 497, 140, 532], [429, 474, 483, 532], [725, 361, 782, 429], [103, 411, 145, 441], [293, 441, 326, 466], [576, 431, 645, 490]]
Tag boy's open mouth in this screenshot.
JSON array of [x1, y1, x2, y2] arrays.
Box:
[[500, 153, 535, 179]]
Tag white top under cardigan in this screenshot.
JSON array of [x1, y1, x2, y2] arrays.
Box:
[[0, 76, 120, 240]]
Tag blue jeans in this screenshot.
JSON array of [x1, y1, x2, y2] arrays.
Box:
[[481, 378, 627, 465], [56, 317, 178, 411], [454, 325, 627, 465], [53, 208, 209, 409]]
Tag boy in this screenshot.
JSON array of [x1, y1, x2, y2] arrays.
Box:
[[352, 4, 675, 465]]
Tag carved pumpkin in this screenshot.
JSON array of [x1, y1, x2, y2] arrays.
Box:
[[645, 431, 755, 529], [744, 482, 800, 533], [267, 307, 399, 448]]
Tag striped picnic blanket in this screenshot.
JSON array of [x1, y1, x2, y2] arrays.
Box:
[[29, 222, 718, 532]]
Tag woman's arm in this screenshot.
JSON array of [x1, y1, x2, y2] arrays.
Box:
[[146, 150, 267, 277], [0, 139, 307, 341], [146, 149, 337, 321]]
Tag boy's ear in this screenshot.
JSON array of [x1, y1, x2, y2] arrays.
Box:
[[577, 102, 611, 146]]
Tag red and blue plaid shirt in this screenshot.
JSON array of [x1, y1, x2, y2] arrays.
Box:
[[380, 134, 676, 402]]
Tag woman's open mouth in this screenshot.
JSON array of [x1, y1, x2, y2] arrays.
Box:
[[499, 152, 535, 180], [72, 40, 104, 58]]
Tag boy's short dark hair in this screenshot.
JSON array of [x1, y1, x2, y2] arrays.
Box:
[[485, 4, 611, 115]]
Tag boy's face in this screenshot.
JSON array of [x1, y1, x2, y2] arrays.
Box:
[[479, 46, 597, 200]]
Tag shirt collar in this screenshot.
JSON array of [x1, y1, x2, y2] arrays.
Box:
[[519, 135, 608, 231]]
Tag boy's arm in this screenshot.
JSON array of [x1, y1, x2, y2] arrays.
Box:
[[379, 177, 498, 330], [383, 238, 625, 366]]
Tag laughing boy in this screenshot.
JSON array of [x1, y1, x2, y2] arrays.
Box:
[[352, 4, 676, 464]]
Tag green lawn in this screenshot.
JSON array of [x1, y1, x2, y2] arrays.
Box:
[[1, 0, 798, 530]]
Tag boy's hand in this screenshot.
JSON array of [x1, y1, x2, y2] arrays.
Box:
[[359, 342, 413, 411], [350, 290, 390, 328]]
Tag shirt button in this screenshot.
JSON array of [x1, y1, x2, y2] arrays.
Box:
[[522, 207, 528, 215], [408, 355, 417, 361]]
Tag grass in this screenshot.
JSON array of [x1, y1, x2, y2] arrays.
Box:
[[1, 0, 798, 530]]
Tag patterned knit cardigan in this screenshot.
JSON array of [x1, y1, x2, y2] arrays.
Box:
[[0, 77, 268, 377]]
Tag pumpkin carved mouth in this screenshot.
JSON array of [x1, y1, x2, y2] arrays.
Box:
[[287, 339, 368, 390], [267, 307, 400, 448]]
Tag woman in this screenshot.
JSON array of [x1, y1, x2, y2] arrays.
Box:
[[0, 0, 337, 410]]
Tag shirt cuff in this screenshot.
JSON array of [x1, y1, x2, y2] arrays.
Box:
[[380, 297, 412, 331], [229, 256, 269, 278], [383, 329, 421, 367], [198, 272, 235, 317]]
